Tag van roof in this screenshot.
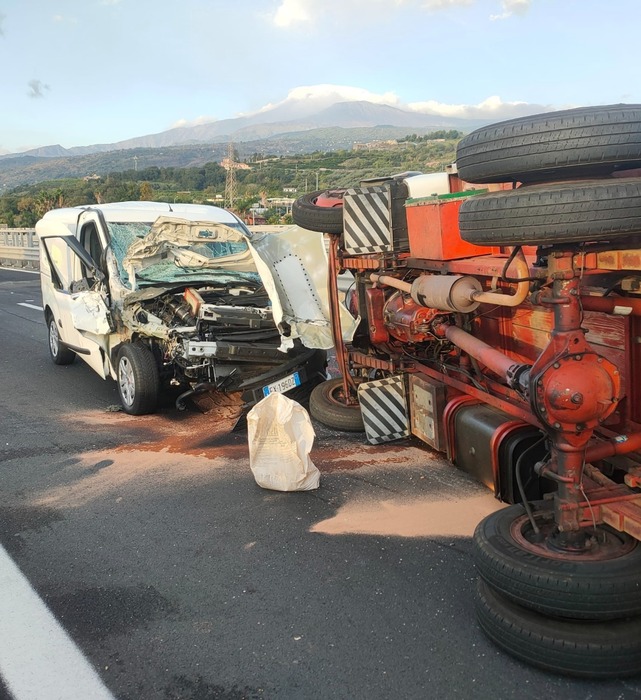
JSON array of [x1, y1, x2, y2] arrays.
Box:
[[37, 201, 241, 229]]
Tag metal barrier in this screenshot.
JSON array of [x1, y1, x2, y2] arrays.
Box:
[[0, 229, 39, 270]]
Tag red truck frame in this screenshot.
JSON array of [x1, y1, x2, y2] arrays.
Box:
[[292, 105, 641, 678]]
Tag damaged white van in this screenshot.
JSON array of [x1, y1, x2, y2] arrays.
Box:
[[36, 202, 337, 415]]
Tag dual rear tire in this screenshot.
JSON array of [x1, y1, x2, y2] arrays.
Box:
[[473, 504, 641, 677]]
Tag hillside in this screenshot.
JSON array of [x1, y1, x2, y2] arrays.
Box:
[[0, 126, 461, 190]]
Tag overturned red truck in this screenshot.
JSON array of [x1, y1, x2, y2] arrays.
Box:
[[292, 105, 641, 678]]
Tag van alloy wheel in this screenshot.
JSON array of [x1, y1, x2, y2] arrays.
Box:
[[116, 343, 160, 415], [47, 315, 75, 365]]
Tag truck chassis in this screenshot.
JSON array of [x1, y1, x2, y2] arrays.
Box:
[[293, 104, 641, 677]]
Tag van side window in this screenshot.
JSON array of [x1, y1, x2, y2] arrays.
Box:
[[42, 238, 74, 291]]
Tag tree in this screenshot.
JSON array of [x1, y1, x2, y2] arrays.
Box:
[[139, 182, 154, 201]]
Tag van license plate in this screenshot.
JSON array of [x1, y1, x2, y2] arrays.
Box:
[[262, 372, 301, 397]]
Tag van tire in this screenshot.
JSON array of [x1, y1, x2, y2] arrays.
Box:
[[117, 343, 159, 415], [47, 314, 75, 365]]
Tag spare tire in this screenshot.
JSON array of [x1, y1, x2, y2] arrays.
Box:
[[456, 104, 641, 184], [459, 178, 641, 246], [292, 190, 344, 234]]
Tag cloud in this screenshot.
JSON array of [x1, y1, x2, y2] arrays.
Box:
[[53, 14, 78, 24], [273, 0, 311, 27], [407, 95, 550, 119], [27, 80, 50, 99], [0, 12, 5, 36], [170, 115, 218, 129], [420, 0, 474, 8], [270, 0, 518, 27], [490, 0, 531, 20], [252, 84, 401, 114], [249, 85, 550, 122]]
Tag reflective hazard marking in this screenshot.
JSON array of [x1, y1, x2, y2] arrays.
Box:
[[343, 186, 393, 255], [0, 544, 115, 700], [358, 375, 409, 445]]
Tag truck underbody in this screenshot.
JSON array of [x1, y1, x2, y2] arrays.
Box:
[[292, 104, 641, 677]]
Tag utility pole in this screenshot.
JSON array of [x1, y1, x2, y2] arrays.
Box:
[[224, 143, 237, 210]]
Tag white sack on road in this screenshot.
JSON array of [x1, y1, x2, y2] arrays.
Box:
[[247, 392, 320, 491]]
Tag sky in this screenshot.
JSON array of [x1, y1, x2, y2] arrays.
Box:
[[1, 0, 640, 154]]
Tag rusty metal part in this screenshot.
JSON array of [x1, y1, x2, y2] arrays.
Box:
[[370, 251, 531, 312], [365, 287, 389, 344], [327, 235, 356, 399], [471, 249, 531, 307], [382, 292, 443, 344], [528, 267, 623, 537], [443, 324, 528, 389], [410, 275, 482, 313], [510, 510, 637, 561], [581, 295, 641, 317], [370, 273, 482, 313]]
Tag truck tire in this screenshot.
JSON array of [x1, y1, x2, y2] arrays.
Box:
[[309, 378, 364, 431], [117, 343, 160, 415], [459, 178, 641, 245], [292, 191, 344, 234], [473, 503, 641, 620], [456, 104, 641, 184], [47, 313, 75, 365], [475, 579, 641, 678]]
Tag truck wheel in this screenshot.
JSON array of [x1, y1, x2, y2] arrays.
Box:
[[459, 178, 641, 246], [292, 191, 344, 234], [117, 343, 160, 415], [475, 579, 641, 679], [309, 378, 364, 431], [47, 314, 75, 365], [456, 104, 641, 184], [473, 503, 641, 620]]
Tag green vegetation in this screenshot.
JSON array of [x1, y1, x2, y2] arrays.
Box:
[[0, 133, 460, 226]]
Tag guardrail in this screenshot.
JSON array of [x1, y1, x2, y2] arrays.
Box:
[[0, 228, 39, 270]]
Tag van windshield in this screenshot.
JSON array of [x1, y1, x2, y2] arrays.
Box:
[[107, 221, 258, 288]]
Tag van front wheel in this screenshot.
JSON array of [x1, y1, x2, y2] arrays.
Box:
[[117, 343, 159, 415]]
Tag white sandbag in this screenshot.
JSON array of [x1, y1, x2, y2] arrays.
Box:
[[247, 392, 320, 491]]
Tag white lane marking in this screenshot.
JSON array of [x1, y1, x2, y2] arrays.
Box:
[[0, 544, 115, 700], [0, 267, 39, 275], [17, 303, 43, 311]]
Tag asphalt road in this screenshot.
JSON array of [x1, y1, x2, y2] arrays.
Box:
[[1, 266, 641, 699]]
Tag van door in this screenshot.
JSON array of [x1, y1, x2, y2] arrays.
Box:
[[40, 234, 113, 379]]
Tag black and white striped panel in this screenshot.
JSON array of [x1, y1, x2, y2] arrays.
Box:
[[343, 186, 392, 255], [358, 375, 409, 445]]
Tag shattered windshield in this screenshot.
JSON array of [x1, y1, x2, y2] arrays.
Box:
[[107, 221, 259, 289]]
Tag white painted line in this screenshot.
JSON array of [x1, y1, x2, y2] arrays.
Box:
[[0, 267, 39, 275], [17, 302, 43, 311], [0, 544, 115, 700]]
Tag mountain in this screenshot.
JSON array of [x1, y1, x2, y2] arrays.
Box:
[[0, 98, 495, 189], [2, 101, 488, 162]]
